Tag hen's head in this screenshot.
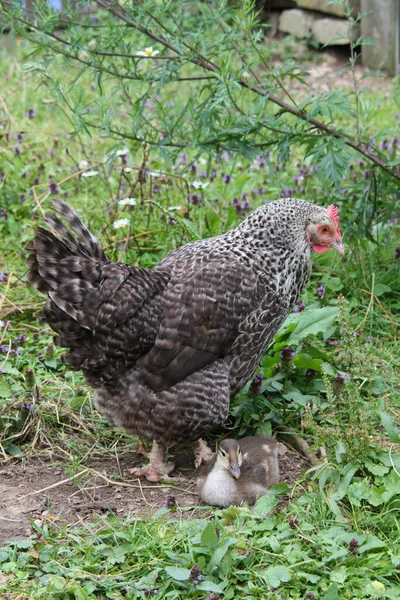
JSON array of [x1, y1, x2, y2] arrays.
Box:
[[306, 204, 344, 255]]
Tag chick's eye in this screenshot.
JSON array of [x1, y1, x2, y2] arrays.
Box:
[[220, 449, 226, 457]]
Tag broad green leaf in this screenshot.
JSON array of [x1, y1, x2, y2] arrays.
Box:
[[201, 522, 219, 551], [323, 583, 339, 600], [196, 581, 223, 593], [377, 410, 399, 442], [282, 307, 339, 344], [164, 567, 190, 581], [0, 381, 13, 399], [262, 565, 291, 588], [253, 493, 278, 516]]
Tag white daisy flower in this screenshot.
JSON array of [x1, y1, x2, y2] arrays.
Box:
[[79, 159, 90, 169], [113, 218, 130, 229], [192, 180, 209, 190], [81, 169, 99, 178], [136, 47, 160, 57], [167, 205, 182, 211], [116, 148, 129, 156], [118, 197, 137, 206]]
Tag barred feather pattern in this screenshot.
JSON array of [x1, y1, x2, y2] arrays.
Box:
[[26, 198, 332, 444]]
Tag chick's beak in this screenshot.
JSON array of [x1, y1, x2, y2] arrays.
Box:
[[230, 462, 241, 479], [330, 239, 345, 255]]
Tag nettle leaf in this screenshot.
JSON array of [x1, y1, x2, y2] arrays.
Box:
[[262, 565, 291, 588], [164, 567, 190, 581]]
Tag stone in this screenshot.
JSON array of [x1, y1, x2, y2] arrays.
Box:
[[279, 8, 316, 38], [361, 0, 399, 74], [312, 17, 360, 45], [294, 0, 360, 18]]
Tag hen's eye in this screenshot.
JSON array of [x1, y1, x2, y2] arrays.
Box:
[[319, 225, 330, 235]]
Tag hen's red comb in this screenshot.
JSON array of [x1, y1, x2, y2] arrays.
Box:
[[327, 204, 342, 240]]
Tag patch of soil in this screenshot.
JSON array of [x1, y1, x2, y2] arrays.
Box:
[[0, 445, 308, 545]]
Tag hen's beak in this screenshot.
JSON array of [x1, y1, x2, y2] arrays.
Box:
[[330, 239, 345, 255], [230, 462, 241, 479]]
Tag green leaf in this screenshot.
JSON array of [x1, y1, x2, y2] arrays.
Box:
[[323, 583, 339, 600], [253, 493, 278, 516], [262, 565, 291, 588], [377, 410, 400, 442], [282, 307, 339, 344], [201, 522, 219, 551], [196, 581, 224, 593], [373, 283, 391, 297], [164, 567, 190, 581], [0, 381, 13, 399]]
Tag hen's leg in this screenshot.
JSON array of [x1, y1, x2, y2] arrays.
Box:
[[130, 441, 175, 482], [193, 439, 214, 468]]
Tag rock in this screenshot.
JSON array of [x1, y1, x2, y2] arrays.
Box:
[[279, 9, 360, 45], [279, 8, 315, 38], [313, 17, 360, 45], [294, 0, 360, 17], [361, 0, 399, 74]]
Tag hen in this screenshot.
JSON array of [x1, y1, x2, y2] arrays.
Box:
[[26, 198, 343, 480]]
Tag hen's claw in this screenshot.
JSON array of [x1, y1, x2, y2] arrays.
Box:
[[193, 439, 214, 468]]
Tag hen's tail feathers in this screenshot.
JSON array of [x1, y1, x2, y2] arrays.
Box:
[[26, 200, 106, 294]]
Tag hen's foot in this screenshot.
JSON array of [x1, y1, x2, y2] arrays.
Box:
[[193, 439, 214, 468], [129, 440, 176, 482], [136, 437, 150, 458]]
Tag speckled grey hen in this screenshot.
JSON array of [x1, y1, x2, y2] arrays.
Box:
[[26, 198, 343, 480]]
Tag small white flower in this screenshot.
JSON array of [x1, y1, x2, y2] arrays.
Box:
[[136, 47, 160, 57], [79, 159, 90, 170], [118, 197, 137, 206], [198, 157, 207, 165], [192, 180, 209, 190], [123, 167, 133, 173], [113, 218, 130, 229], [167, 205, 182, 211], [88, 39, 96, 51], [116, 148, 129, 156], [79, 50, 89, 61], [81, 169, 99, 178], [0, 320, 5, 328], [148, 170, 162, 178]]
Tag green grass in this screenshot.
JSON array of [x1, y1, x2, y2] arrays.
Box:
[[0, 28, 400, 600]]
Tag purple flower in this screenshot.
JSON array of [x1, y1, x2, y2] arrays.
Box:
[[188, 193, 201, 205], [198, 171, 207, 178], [306, 369, 316, 377], [365, 336, 373, 343], [179, 153, 187, 165], [206, 595, 221, 600], [280, 347, 295, 360], [17, 132, 24, 143], [141, 590, 158, 596], [251, 187, 264, 196], [222, 174, 231, 184], [316, 285, 325, 298], [251, 373, 263, 393], [0, 272, 8, 282], [349, 538, 359, 554], [0, 209, 7, 221], [14, 146, 22, 155], [163, 495, 177, 509], [48, 181, 60, 194], [395, 247, 400, 260], [26, 107, 36, 119], [189, 163, 197, 173], [210, 168, 217, 181], [335, 373, 350, 384], [294, 301, 305, 313], [353, 331, 360, 337], [189, 565, 202, 585], [306, 593, 315, 599]]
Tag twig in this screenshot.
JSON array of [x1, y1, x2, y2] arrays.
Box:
[[20, 469, 89, 497]]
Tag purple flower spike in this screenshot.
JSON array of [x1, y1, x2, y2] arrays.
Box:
[[27, 108, 36, 119]]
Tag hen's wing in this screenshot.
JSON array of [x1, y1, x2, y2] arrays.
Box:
[[139, 260, 265, 392]]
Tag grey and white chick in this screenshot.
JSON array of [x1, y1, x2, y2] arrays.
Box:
[[197, 436, 280, 507]]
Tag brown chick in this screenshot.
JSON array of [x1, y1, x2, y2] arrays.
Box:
[[197, 436, 280, 507]]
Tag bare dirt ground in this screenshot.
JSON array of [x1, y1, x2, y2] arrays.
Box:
[[0, 446, 308, 544]]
